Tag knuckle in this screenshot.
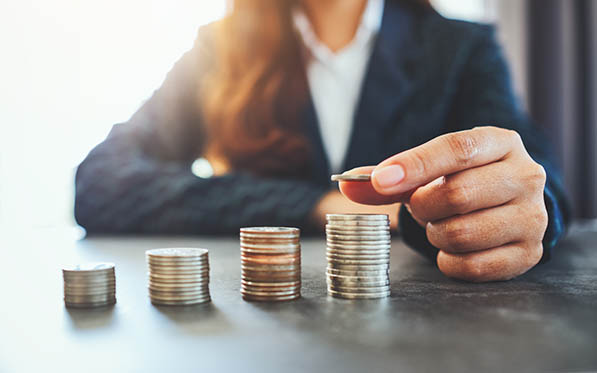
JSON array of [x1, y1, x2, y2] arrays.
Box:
[[446, 134, 479, 167], [530, 163, 547, 189], [507, 129, 523, 146], [459, 258, 486, 281], [410, 149, 430, 178], [526, 243, 544, 267], [408, 193, 425, 218], [437, 219, 474, 250], [534, 203, 549, 232], [443, 182, 473, 214]]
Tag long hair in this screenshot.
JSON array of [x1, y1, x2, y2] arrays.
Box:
[[201, 0, 429, 177]]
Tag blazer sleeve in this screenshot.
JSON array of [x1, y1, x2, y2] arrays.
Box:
[[74, 28, 328, 234], [399, 24, 570, 263]]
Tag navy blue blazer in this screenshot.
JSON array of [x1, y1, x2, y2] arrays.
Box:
[[75, 1, 569, 263]]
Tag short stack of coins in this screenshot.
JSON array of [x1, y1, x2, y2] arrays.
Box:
[[62, 263, 116, 308], [240, 227, 301, 301], [325, 214, 391, 299], [146, 248, 211, 306]]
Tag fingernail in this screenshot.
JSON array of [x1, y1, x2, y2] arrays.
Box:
[[372, 165, 405, 189]]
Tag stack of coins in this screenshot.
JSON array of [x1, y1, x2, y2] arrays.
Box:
[[325, 214, 391, 299], [62, 263, 116, 308], [240, 227, 301, 301], [146, 248, 211, 306]]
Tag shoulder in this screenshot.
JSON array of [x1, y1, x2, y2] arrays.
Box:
[[418, 10, 499, 59], [402, 7, 504, 79]]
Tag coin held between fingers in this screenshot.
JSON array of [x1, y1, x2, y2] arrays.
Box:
[[331, 174, 372, 182]]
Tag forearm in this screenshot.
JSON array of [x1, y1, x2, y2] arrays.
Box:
[[75, 140, 327, 235]]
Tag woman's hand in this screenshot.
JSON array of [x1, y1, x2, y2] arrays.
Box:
[[339, 127, 548, 282], [311, 190, 401, 231]]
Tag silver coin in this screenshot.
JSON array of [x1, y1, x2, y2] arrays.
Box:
[[63, 281, 116, 289], [149, 284, 209, 292], [326, 242, 391, 250], [327, 278, 390, 287], [327, 289, 390, 299], [326, 214, 388, 221], [240, 242, 301, 249], [62, 262, 115, 272], [148, 288, 210, 296], [64, 287, 116, 295], [242, 293, 300, 302], [326, 273, 390, 284], [150, 291, 211, 298], [326, 241, 391, 248], [149, 295, 211, 304], [65, 295, 116, 303], [146, 248, 208, 258], [328, 283, 391, 292], [63, 274, 116, 280], [148, 291, 211, 300], [240, 248, 301, 256], [147, 254, 209, 260], [327, 263, 390, 271], [241, 279, 301, 287], [63, 285, 116, 292], [148, 271, 210, 278], [240, 244, 300, 252], [149, 277, 209, 284], [240, 288, 300, 297], [240, 234, 300, 241], [147, 259, 209, 267], [326, 247, 390, 255], [150, 297, 211, 306], [148, 266, 209, 272], [241, 272, 301, 282], [325, 229, 390, 236], [65, 299, 116, 308], [240, 227, 300, 235], [147, 259, 209, 266], [241, 265, 300, 273], [326, 251, 389, 259], [327, 256, 389, 264], [330, 174, 372, 182], [241, 285, 301, 294], [326, 268, 389, 277], [241, 257, 300, 265], [326, 232, 391, 241]]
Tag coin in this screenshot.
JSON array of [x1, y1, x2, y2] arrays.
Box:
[[325, 214, 391, 300], [240, 227, 301, 302], [146, 248, 208, 258], [326, 214, 388, 221], [330, 174, 371, 182], [62, 262, 117, 308], [146, 248, 211, 306], [327, 289, 391, 299]]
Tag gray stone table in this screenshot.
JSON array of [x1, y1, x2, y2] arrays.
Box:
[[0, 225, 595, 373]]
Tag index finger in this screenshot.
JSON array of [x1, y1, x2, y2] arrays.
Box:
[[371, 126, 521, 195]]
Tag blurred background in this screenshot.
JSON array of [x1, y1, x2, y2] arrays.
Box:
[[0, 0, 595, 233]]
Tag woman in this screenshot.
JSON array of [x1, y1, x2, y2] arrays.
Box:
[[75, 0, 569, 282]]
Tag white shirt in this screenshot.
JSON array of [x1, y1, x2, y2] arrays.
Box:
[[293, 0, 385, 174]]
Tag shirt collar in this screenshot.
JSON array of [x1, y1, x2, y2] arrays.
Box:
[[293, 0, 385, 61]]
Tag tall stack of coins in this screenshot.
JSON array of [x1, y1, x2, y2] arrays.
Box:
[[62, 263, 116, 308], [240, 227, 301, 301], [325, 214, 391, 299], [146, 248, 211, 306]]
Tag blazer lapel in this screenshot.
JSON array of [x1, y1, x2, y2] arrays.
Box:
[[343, 1, 425, 170], [303, 94, 331, 185]]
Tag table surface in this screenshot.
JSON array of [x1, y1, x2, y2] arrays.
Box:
[[0, 225, 596, 373]]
